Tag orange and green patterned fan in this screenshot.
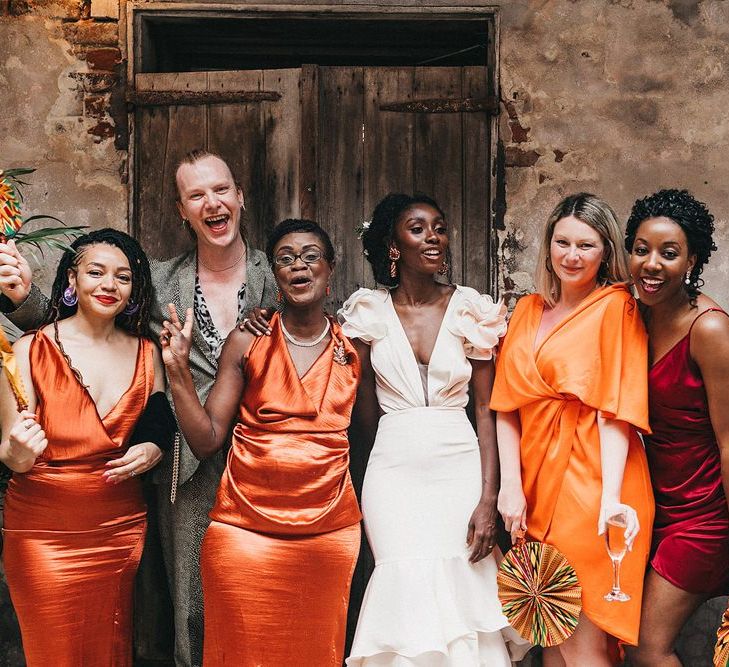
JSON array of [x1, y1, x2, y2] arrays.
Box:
[[0, 168, 85, 252], [714, 601, 729, 666], [497, 533, 582, 647]]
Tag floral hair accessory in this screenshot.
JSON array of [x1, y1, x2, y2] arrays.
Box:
[[355, 219, 371, 239]]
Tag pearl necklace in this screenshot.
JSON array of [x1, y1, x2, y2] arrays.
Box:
[[280, 317, 330, 347]]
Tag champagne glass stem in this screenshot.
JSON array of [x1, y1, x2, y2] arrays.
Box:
[[611, 558, 622, 596]]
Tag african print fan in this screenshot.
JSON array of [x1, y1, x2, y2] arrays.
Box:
[[0, 168, 85, 252], [497, 532, 582, 647], [714, 600, 729, 666]]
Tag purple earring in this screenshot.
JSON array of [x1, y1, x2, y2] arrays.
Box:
[[62, 286, 78, 307], [123, 300, 139, 315]]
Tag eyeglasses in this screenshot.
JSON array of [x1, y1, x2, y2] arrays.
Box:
[[273, 249, 324, 267]]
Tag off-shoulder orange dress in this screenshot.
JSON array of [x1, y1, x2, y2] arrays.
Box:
[[490, 285, 655, 645], [2, 330, 154, 667], [200, 312, 362, 666]]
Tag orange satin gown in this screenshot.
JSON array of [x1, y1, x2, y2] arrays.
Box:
[[201, 313, 362, 667], [3, 331, 154, 667], [490, 285, 655, 645]]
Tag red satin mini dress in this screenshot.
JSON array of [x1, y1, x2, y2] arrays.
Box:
[[646, 308, 729, 595], [3, 331, 154, 667], [200, 313, 362, 667]]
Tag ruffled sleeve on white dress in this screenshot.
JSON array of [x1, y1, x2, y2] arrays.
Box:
[[337, 287, 390, 344], [446, 286, 507, 360]]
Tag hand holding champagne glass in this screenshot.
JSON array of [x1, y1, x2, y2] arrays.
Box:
[[598, 502, 639, 603]]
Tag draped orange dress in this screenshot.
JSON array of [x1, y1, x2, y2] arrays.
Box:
[[201, 313, 362, 666], [3, 330, 154, 666], [490, 285, 655, 645]]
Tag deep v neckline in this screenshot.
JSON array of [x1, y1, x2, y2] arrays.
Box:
[[387, 288, 457, 369], [41, 328, 142, 424]]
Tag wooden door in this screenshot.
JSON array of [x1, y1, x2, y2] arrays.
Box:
[[134, 65, 492, 297], [310, 64, 493, 308], [133, 68, 301, 259]]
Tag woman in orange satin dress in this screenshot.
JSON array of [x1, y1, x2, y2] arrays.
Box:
[[0, 229, 166, 666], [490, 194, 655, 666], [161, 219, 362, 666]]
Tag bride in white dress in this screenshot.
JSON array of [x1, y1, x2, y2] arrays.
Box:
[[339, 194, 529, 666]]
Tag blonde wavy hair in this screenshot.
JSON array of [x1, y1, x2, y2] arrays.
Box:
[[535, 193, 629, 308]]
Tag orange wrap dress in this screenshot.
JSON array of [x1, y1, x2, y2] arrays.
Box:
[[200, 312, 362, 666], [490, 284, 655, 645], [2, 330, 154, 666]]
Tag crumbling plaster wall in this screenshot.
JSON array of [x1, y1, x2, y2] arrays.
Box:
[[0, 5, 126, 292], [497, 0, 729, 308]]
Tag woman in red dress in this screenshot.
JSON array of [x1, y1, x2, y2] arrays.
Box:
[[0, 229, 167, 666], [624, 190, 729, 666]]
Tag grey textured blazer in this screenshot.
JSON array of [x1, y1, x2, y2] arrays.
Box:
[[1, 245, 277, 487]]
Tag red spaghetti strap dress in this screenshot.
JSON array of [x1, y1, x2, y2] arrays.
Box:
[[647, 307, 729, 595]]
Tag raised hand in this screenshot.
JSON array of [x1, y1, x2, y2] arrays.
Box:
[[160, 303, 193, 368], [6, 410, 48, 471], [0, 240, 32, 305]]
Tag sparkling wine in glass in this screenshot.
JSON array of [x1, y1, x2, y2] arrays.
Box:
[[604, 511, 630, 602]]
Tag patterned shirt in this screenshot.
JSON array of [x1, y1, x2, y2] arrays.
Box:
[[194, 274, 247, 360]]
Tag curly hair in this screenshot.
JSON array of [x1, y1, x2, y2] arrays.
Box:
[[362, 193, 449, 287], [265, 218, 335, 265], [44, 228, 153, 337], [625, 189, 717, 303]]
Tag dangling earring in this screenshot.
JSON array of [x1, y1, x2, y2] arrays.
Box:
[[325, 284, 331, 297], [438, 260, 448, 276], [276, 288, 283, 303], [685, 269, 691, 285], [62, 286, 78, 307], [389, 247, 401, 279], [123, 300, 139, 315], [181, 218, 189, 226]]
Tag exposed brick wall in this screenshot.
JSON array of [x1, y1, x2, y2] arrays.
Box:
[[2, 0, 124, 148]]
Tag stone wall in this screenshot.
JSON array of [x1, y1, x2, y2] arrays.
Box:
[[2, 0, 728, 663]]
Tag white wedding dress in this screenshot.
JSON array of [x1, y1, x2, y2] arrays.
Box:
[[339, 286, 530, 667]]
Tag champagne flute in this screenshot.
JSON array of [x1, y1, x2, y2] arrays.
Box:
[[604, 509, 630, 602]]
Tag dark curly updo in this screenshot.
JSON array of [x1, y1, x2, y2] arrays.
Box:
[[625, 189, 717, 303], [362, 193, 448, 287]]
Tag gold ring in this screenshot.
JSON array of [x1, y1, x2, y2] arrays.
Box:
[[242, 317, 250, 326]]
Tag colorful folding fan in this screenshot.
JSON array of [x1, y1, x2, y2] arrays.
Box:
[[497, 533, 582, 647], [714, 600, 729, 667]]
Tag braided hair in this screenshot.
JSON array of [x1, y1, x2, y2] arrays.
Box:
[[362, 193, 450, 287], [625, 189, 717, 304], [44, 228, 153, 338]]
